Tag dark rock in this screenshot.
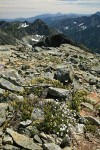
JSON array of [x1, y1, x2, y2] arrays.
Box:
[[89, 78, 98, 85], [34, 34, 74, 47], [60, 135, 71, 148], [96, 81, 100, 89], [84, 116, 100, 126], [48, 87, 71, 100], [21, 64, 30, 70], [54, 66, 74, 83], [78, 63, 88, 71]]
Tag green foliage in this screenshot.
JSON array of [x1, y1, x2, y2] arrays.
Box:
[[11, 97, 38, 121], [48, 55, 62, 64], [85, 124, 97, 134], [31, 77, 66, 89], [84, 121, 98, 136], [38, 102, 71, 137], [71, 90, 88, 111], [32, 87, 44, 97]]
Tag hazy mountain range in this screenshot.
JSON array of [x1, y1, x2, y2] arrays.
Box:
[[0, 12, 100, 53]]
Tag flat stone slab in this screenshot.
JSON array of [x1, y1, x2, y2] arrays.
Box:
[[48, 87, 71, 99], [43, 143, 62, 150], [84, 116, 100, 126], [0, 78, 24, 92], [6, 128, 42, 150]]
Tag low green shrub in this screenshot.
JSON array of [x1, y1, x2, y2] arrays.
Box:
[[38, 102, 72, 137], [71, 90, 88, 111]]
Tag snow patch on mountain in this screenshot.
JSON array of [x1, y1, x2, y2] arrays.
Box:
[[32, 38, 39, 42], [21, 23, 29, 28], [78, 23, 84, 26], [82, 26, 87, 30], [64, 27, 69, 30], [36, 34, 44, 38]]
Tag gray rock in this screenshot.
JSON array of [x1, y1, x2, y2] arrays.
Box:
[[6, 128, 42, 150], [31, 108, 44, 121], [60, 135, 71, 148], [2, 70, 21, 84], [3, 135, 13, 145], [43, 143, 62, 150], [0, 138, 2, 146], [78, 63, 88, 71], [63, 147, 72, 150], [0, 78, 24, 92], [89, 78, 97, 85], [0, 88, 5, 95], [96, 81, 100, 89], [21, 64, 30, 70], [81, 102, 94, 111], [47, 51, 62, 56], [3, 144, 20, 150], [75, 124, 84, 134], [54, 66, 74, 83], [34, 134, 42, 144], [84, 116, 100, 126], [0, 131, 3, 137], [34, 47, 42, 52], [20, 120, 32, 127], [46, 135, 55, 143], [48, 87, 71, 99], [0, 103, 8, 127], [40, 132, 48, 140], [8, 93, 24, 101], [69, 57, 79, 64], [26, 126, 39, 136]]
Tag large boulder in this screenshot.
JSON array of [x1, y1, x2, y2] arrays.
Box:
[[1, 70, 24, 85], [0, 78, 24, 93], [6, 128, 42, 150], [48, 87, 71, 100], [84, 116, 100, 126], [34, 34, 74, 47], [54, 66, 74, 83], [60, 135, 71, 148]]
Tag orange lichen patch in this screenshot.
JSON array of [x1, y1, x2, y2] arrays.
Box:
[[77, 139, 99, 150], [80, 110, 87, 116], [80, 109, 95, 117], [73, 134, 100, 150], [87, 92, 100, 104]]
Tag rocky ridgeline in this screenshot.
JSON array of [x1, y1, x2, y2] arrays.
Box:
[[0, 42, 100, 150]]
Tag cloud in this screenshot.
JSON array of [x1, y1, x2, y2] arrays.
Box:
[[0, 0, 100, 18]]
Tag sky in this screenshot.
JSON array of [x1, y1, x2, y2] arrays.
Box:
[[0, 0, 100, 19]]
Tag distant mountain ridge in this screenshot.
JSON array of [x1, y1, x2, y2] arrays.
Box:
[[46, 14, 100, 53], [0, 12, 100, 53], [0, 13, 89, 23], [0, 19, 58, 46]]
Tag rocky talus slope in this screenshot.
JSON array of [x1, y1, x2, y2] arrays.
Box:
[[0, 43, 100, 150]]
